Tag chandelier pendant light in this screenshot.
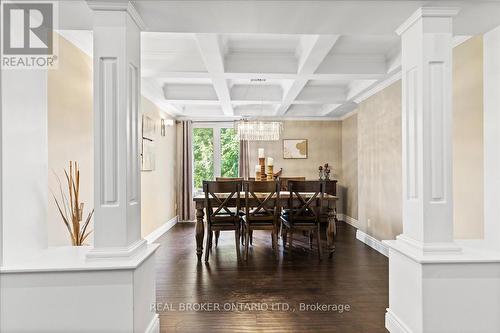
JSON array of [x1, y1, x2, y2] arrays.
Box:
[[234, 119, 283, 141]]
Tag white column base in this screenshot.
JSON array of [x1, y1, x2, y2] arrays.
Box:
[[395, 234, 462, 254], [0, 244, 159, 333], [386, 309, 413, 333], [86, 238, 147, 260], [384, 239, 500, 333]]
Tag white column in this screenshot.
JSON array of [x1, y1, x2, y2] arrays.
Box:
[[483, 25, 500, 246], [86, 1, 145, 258], [397, 7, 461, 252], [1, 69, 48, 266]]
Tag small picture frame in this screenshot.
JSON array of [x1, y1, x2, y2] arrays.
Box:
[[142, 115, 156, 140], [283, 139, 308, 159]]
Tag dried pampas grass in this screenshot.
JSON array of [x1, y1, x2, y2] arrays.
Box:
[[53, 161, 94, 246]]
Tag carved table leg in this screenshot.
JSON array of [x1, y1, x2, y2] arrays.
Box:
[[195, 207, 205, 261], [326, 208, 336, 258]]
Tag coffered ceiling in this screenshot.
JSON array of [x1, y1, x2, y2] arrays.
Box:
[[141, 32, 400, 119], [58, 0, 500, 119]]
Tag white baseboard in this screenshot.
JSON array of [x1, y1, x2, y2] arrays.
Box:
[[356, 229, 389, 257], [144, 216, 178, 244], [385, 309, 412, 333], [342, 214, 360, 229], [337, 214, 388, 257], [145, 314, 160, 333]]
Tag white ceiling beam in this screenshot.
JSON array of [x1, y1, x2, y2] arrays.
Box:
[[275, 35, 340, 116], [195, 34, 234, 116]]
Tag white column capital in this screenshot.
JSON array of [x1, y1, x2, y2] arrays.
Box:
[[86, 0, 146, 30], [396, 7, 460, 36]]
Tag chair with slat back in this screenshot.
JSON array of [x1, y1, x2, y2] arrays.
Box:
[[214, 177, 244, 246], [243, 181, 280, 260], [280, 180, 324, 259], [203, 181, 242, 262]]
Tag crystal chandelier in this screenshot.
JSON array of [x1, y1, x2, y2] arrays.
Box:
[[234, 119, 283, 141]]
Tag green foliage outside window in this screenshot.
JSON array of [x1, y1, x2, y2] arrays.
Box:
[[193, 127, 239, 190], [221, 128, 239, 178], [193, 128, 214, 189]]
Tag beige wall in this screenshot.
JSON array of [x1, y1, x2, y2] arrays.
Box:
[[341, 114, 358, 220], [342, 36, 484, 241], [248, 121, 342, 181], [357, 81, 403, 241], [248, 121, 343, 212], [140, 98, 178, 237], [48, 34, 178, 245], [452, 36, 484, 239], [48, 34, 94, 246]]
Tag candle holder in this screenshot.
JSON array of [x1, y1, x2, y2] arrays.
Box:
[[267, 165, 274, 181], [259, 157, 266, 181], [256, 171, 261, 180]]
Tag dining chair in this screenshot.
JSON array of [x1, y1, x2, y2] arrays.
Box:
[[203, 180, 242, 262], [243, 180, 280, 260], [280, 180, 324, 259], [279, 177, 306, 191], [214, 177, 245, 246]]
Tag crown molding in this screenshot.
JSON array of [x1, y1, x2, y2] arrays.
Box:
[[86, 1, 146, 30], [453, 35, 472, 48], [339, 109, 358, 121], [353, 71, 402, 105], [396, 7, 460, 36], [141, 79, 180, 119]]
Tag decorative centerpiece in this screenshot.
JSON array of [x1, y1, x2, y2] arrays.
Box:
[[258, 148, 266, 181], [267, 157, 274, 181], [318, 163, 331, 180], [53, 161, 94, 246]]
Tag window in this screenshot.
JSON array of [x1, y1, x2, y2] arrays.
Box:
[[193, 123, 239, 191]]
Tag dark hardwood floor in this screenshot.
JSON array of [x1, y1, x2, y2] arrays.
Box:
[[154, 222, 388, 333]]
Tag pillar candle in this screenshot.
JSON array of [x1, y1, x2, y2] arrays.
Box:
[[258, 148, 265, 158], [267, 157, 274, 166]]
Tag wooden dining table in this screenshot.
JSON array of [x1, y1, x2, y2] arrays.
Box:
[[193, 192, 338, 260]]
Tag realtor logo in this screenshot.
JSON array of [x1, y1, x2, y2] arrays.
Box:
[[1, 1, 58, 68]]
